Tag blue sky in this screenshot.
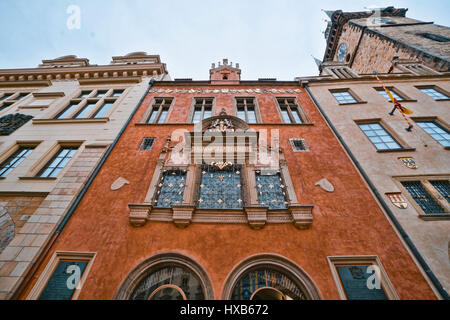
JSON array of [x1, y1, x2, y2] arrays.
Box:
[[0, 0, 449, 80]]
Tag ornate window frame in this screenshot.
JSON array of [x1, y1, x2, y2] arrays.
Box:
[[27, 251, 96, 300], [222, 253, 321, 300], [129, 113, 314, 229], [327, 255, 399, 300], [114, 252, 214, 300]]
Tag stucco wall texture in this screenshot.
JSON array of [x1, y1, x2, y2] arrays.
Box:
[[19, 84, 437, 299]]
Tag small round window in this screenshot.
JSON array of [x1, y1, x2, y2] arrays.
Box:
[[131, 266, 205, 300]]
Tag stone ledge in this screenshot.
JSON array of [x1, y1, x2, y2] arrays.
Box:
[[128, 204, 314, 230]]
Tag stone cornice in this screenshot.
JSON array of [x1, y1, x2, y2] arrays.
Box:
[[0, 63, 166, 83]]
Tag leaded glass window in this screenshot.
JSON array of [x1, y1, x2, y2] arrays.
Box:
[[416, 121, 450, 147], [430, 180, 450, 202], [131, 266, 205, 300], [358, 123, 402, 150], [147, 98, 172, 124], [192, 98, 213, 123], [401, 181, 444, 214], [231, 268, 305, 300], [0, 147, 35, 177], [255, 171, 288, 209], [336, 265, 387, 300], [154, 169, 186, 208], [197, 164, 243, 209]]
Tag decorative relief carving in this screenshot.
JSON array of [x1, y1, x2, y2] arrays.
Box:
[[0, 113, 33, 135], [110, 177, 130, 191], [398, 157, 418, 169], [150, 88, 302, 94], [289, 205, 314, 229], [314, 178, 334, 193]]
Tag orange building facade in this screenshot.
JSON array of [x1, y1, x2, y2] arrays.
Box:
[[17, 61, 437, 300]]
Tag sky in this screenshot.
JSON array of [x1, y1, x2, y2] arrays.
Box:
[[0, 0, 449, 80]]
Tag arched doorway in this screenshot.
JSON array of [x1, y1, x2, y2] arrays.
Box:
[[114, 252, 214, 300]]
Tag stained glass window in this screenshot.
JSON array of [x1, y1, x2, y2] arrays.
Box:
[[336, 265, 387, 300], [197, 164, 243, 209], [256, 171, 288, 209], [231, 268, 305, 300], [131, 266, 205, 300], [401, 181, 444, 214], [154, 169, 186, 208]]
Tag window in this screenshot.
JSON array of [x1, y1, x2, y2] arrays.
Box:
[[289, 138, 309, 152], [255, 171, 288, 209], [416, 121, 450, 147], [401, 181, 445, 214], [154, 169, 186, 207], [231, 268, 305, 300], [0, 92, 31, 111], [139, 137, 155, 150], [53, 88, 123, 119], [0, 146, 35, 177], [331, 90, 358, 104], [417, 33, 450, 42], [191, 98, 213, 123], [376, 88, 404, 101], [197, 164, 243, 209], [276, 98, 305, 124], [73, 102, 97, 119], [147, 98, 173, 124], [93, 101, 114, 118], [430, 180, 450, 202], [358, 123, 402, 151], [236, 98, 258, 123], [56, 102, 80, 119], [337, 43, 347, 62], [37, 147, 77, 178], [28, 251, 96, 300], [419, 87, 449, 100], [335, 265, 387, 300], [328, 256, 398, 300], [130, 265, 205, 300], [111, 89, 124, 97]]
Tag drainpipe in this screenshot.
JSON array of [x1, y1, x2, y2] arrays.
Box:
[[304, 83, 449, 300], [12, 78, 156, 299]]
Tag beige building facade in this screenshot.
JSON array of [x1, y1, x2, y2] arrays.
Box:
[[299, 61, 450, 297], [0, 52, 169, 299]]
